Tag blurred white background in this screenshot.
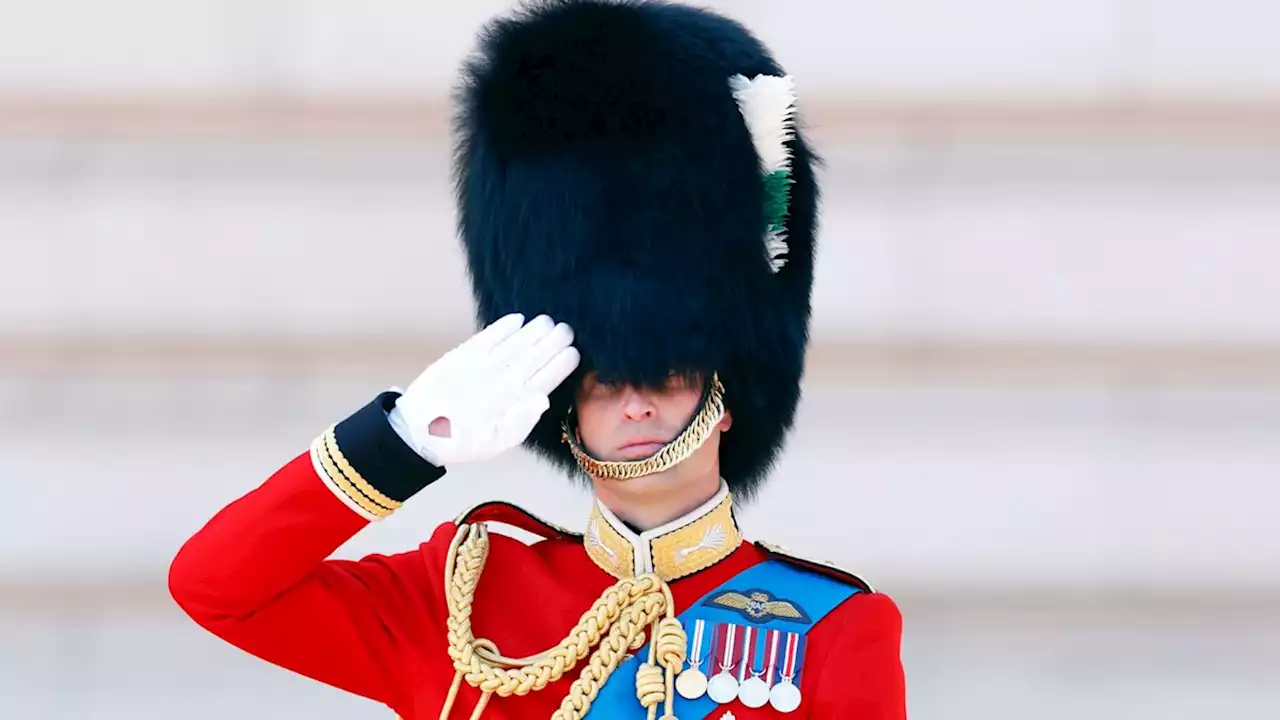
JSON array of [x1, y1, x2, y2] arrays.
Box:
[[2, 1, 1278, 718]]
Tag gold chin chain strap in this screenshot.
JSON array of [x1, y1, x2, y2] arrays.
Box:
[[438, 522, 688, 720], [563, 374, 726, 480]]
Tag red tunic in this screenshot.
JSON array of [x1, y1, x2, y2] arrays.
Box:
[[170, 454, 905, 719], [168, 395, 906, 719]]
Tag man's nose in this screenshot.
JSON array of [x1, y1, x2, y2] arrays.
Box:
[[621, 388, 657, 421]]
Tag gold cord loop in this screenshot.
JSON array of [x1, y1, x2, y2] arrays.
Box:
[[438, 522, 686, 720], [635, 664, 665, 710]]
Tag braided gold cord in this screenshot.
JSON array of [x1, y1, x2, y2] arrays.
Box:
[[438, 522, 687, 720], [563, 375, 725, 480]]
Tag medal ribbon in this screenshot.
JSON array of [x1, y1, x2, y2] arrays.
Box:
[[780, 632, 800, 682], [763, 628, 782, 686], [715, 623, 737, 674], [689, 619, 707, 668], [735, 625, 755, 684]]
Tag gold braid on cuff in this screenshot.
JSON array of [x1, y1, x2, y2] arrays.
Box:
[[562, 374, 725, 480]]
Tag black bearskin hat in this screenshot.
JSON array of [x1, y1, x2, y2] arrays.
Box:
[[452, 0, 819, 499]]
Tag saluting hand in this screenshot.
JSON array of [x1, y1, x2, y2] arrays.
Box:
[[390, 314, 580, 466]]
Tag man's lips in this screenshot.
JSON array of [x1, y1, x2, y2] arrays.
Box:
[[615, 438, 667, 457]]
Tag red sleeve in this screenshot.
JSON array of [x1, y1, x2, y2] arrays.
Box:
[[169, 454, 445, 708], [169, 392, 452, 711], [810, 591, 908, 719]]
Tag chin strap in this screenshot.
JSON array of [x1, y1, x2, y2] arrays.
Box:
[[562, 374, 725, 480], [438, 522, 688, 720]]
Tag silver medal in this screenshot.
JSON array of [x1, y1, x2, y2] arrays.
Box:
[[769, 630, 803, 713], [707, 622, 740, 704], [740, 625, 783, 709], [676, 619, 710, 700], [707, 670, 740, 704], [769, 680, 802, 713], [738, 676, 770, 708], [730, 624, 763, 707]]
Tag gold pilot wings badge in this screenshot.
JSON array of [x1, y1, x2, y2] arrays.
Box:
[[702, 588, 812, 625]]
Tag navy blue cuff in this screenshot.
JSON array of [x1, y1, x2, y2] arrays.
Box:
[[329, 391, 447, 503]]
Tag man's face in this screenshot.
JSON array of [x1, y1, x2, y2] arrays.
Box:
[[574, 372, 710, 461]]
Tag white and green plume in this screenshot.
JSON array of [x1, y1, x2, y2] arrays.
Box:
[[729, 73, 798, 273]]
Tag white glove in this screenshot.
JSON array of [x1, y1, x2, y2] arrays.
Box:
[[387, 313, 580, 466]]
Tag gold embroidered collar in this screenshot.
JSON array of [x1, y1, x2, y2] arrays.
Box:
[[584, 480, 742, 582]]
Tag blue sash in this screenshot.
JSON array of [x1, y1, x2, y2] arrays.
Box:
[[584, 559, 861, 718]]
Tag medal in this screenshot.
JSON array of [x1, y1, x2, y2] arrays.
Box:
[[768, 632, 803, 713], [734, 625, 765, 706], [675, 619, 708, 699], [738, 628, 779, 708], [706, 623, 740, 704], [739, 675, 770, 708]]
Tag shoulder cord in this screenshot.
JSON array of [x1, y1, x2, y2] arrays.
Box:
[[437, 522, 688, 720]]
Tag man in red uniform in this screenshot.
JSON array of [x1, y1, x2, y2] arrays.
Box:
[[169, 1, 907, 718]]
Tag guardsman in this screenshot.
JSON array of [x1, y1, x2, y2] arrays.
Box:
[[169, 1, 907, 717]]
